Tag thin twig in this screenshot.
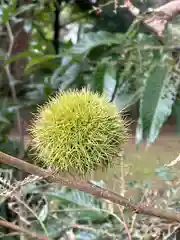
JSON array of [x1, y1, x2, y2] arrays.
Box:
[[118, 206, 132, 240], [0, 220, 50, 240], [5, 19, 25, 240], [0, 175, 43, 201], [5, 22, 24, 159]]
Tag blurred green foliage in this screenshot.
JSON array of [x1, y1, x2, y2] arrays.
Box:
[[0, 0, 179, 239]]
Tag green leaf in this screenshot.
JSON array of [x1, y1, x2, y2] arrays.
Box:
[[14, 3, 36, 17], [38, 201, 48, 222], [76, 231, 96, 240], [45, 187, 103, 209], [115, 83, 143, 111], [90, 61, 107, 94], [1, 6, 11, 24], [31, 181, 105, 210], [71, 31, 123, 56], [25, 55, 61, 72], [0, 115, 10, 124], [4, 51, 41, 65], [90, 61, 119, 100], [136, 57, 180, 145], [103, 63, 117, 101], [57, 63, 81, 90]]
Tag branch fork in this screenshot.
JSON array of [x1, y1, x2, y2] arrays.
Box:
[[122, 0, 180, 37]]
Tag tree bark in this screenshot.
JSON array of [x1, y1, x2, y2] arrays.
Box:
[[11, 0, 32, 80]]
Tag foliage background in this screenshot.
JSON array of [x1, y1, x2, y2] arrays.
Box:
[[0, 0, 179, 239]]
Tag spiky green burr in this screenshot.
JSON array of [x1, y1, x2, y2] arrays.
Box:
[[30, 89, 128, 176]]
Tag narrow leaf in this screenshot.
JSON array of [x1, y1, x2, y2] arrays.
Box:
[[90, 61, 107, 94], [115, 86, 143, 111], [71, 31, 123, 55], [25, 55, 61, 72], [103, 64, 117, 101]]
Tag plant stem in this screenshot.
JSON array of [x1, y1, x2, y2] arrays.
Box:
[[0, 220, 50, 240]]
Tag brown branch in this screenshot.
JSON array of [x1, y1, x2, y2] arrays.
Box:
[[1, 151, 180, 223], [123, 0, 180, 37], [0, 220, 50, 240], [155, 0, 180, 20], [118, 206, 132, 240]]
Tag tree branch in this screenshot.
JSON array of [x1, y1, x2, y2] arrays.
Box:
[[0, 220, 50, 240], [123, 0, 180, 37], [1, 151, 180, 223]]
